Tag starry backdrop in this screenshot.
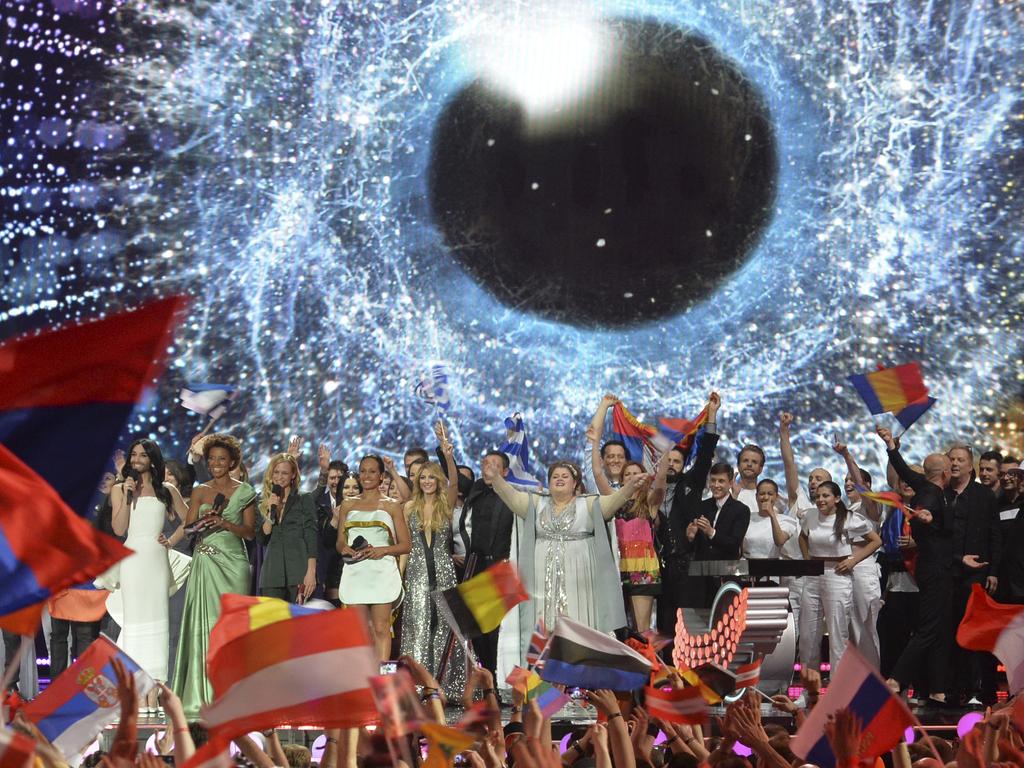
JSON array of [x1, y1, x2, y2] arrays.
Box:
[[1, 0, 1022, 482]]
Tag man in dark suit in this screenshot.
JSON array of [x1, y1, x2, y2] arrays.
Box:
[[674, 461, 750, 608], [312, 460, 347, 600], [459, 450, 516, 676], [657, 392, 721, 634]]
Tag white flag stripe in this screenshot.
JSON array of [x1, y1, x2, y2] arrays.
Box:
[[994, 611, 1024, 694], [201, 646, 376, 727], [551, 617, 651, 668]]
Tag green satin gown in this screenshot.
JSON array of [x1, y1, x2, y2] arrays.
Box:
[[171, 482, 256, 719]]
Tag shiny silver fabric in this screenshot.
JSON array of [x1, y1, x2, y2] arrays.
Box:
[[399, 511, 467, 700]]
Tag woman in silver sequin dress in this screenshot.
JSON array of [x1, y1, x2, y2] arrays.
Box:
[[485, 461, 643, 642], [398, 440, 467, 699]]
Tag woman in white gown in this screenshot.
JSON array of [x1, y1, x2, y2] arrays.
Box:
[[108, 439, 188, 712], [483, 460, 642, 651]]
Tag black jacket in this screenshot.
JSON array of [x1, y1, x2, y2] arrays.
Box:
[[459, 479, 516, 562], [665, 431, 721, 559], [887, 447, 953, 575], [680, 496, 750, 561], [946, 481, 1001, 573]]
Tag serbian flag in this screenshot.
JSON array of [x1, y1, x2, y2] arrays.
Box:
[[421, 722, 474, 768], [644, 685, 708, 725], [179, 383, 237, 420], [611, 401, 707, 469], [0, 728, 35, 768], [957, 584, 1024, 694], [849, 363, 929, 416], [22, 635, 155, 756], [540, 616, 651, 691], [432, 561, 528, 641], [0, 447, 132, 634], [791, 645, 916, 768], [183, 595, 378, 768], [368, 669, 425, 738], [734, 659, 761, 690]]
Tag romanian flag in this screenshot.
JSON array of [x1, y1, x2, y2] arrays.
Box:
[[644, 685, 708, 725], [432, 561, 528, 641], [791, 645, 916, 768], [848, 363, 929, 416], [421, 722, 475, 768], [0, 298, 183, 634], [957, 584, 1024, 694], [894, 396, 937, 431], [183, 596, 377, 768], [855, 486, 908, 513], [22, 635, 155, 756], [0, 727, 35, 768], [611, 401, 707, 468]]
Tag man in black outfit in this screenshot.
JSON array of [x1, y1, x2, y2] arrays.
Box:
[[996, 467, 1024, 602], [945, 444, 1001, 705], [459, 450, 516, 676], [673, 459, 750, 609], [878, 426, 954, 706], [313, 459, 347, 600], [657, 393, 721, 633]]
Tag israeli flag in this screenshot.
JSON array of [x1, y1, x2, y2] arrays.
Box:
[[179, 383, 237, 419], [414, 364, 451, 411], [500, 412, 542, 489]]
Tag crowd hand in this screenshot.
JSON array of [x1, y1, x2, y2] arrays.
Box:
[[586, 424, 599, 444], [590, 722, 609, 755], [300, 571, 316, 601], [823, 708, 863, 767], [599, 393, 619, 409], [362, 545, 386, 560], [914, 508, 934, 525], [441, 439, 455, 459], [462, 752, 486, 768], [510, 735, 561, 768], [382, 456, 398, 475], [523, 699, 544, 740], [729, 699, 769, 748], [832, 438, 849, 456], [398, 654, 441, 692], [706, 390, 721, 415], [800, 666, 822, 696], [779, 411, 794, 431], [109, 658, 138, 761], [875, 425, 898, 450], [433, 420, 448, 443], [286, 436, 302, 458], [585, 689, 620, 717], [122, 475, 138, 497], [138, 753, 167, 768], [267, 492, 283, 514], [631, 706, 655, 760], [113, 449, 126, 476], [318, 444, 331, 472], [453, 554, 465, 567], [695, 517, 715, 539], [480, 729, 505, 768], [834, 557, 857, 575], [963, 554, 989, 570], [987, 575, 999, 595], [770, 694, 798, 715], [157, 683, 186, 726], [340, 545, 365, 562]]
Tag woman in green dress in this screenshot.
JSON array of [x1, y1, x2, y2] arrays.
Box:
[[167, 434, 256, 718]]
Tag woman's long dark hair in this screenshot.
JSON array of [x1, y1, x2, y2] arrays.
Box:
[[127, 438, 172, 511], [818, 480, 849, 540]]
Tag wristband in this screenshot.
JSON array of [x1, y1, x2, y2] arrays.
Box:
[[510, 705, 522, 714], [325, 737, 338, 745], [571, 742, 584, 755], [607, 712, 623, 721], [481, 687, 498, 698]]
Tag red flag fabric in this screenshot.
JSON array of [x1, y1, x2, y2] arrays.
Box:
[[957, 584, 1024, 694], [368, 669, 425, 738], [644, 685, 708, 725]]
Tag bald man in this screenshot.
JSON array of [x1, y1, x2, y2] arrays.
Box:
[[877, 426, 954, 706]]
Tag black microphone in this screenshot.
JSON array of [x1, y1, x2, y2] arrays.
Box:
[[343, 535, 368, 564], [270, 483, 284, 523], [123, 468, 141, 507], [212, 492, 227, 514]]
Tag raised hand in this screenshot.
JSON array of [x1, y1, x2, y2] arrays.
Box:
[[287, 436, 301, 457], [113, 449, 126, 476], [382, 456, 397, 474], [875, 425, 896, 449], [707, 391, 721, 416], [600, 393, 618, 409], [824, 709, 863, 766], [779, 411, 794, 430], [585, 689, 619, 717], [832, 438, 848, 456], [318, 444, 331, 472]]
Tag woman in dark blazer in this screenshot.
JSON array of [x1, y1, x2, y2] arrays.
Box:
[[255, 453, 318, 602]]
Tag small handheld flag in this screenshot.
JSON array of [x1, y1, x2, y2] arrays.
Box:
[[893, 396, 937, 431], [504, 667, 569, 718], [525, 618, 548, 669], [22, 635, 155, 757], [541, 616, 652, 691], [422, 721, 475, 768], [957, 583, 1024, 694], [368, 669, 425, 738], [644, 685, 708, 725], [432, 561, 528, 641], [500, 413, 542, 489], [733, 659, 762, 690], [414, 364, 451, 412], [179, 383, 237, 420]]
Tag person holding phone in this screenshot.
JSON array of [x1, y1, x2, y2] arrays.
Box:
[[255, 453, 318, 602], [169, 434, 257, 718]]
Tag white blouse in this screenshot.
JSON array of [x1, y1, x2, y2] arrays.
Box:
[[801, 508, 873, 558], [743, 513, 800, 559]]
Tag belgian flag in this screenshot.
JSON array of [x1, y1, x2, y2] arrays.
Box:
[[432, 561, 527, 640]]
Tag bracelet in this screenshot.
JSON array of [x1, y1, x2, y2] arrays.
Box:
[[481, 687, 498, 698], [325, 737, 338, 745], [173, 727, 189, 734], [607, 712, 623, 721], [571, 742, 583, 755], [510, 705, 522, 714]]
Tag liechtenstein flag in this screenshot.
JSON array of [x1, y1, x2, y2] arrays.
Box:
[[0, 297, 184, 634]]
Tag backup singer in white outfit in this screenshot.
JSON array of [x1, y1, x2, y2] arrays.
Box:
[[742, 479, 799, 560], [798, 481, 881, 673], [106, 439, 189, 711]]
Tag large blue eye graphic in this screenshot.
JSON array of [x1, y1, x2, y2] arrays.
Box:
[[2, 1, 1020, 465]]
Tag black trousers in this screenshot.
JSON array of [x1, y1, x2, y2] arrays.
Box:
[[878, 590, 919, 681], [891, 566, 953, 695], [49, 619, 101, 680], [2, 629, 21, 692], [949, 568, 997, 703]]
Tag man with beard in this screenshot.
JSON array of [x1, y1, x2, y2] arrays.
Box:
[[977, 451, 1002, 492], [656, 392, 722, 639]]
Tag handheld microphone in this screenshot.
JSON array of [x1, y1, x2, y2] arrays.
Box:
[[212, 492, 227, 514], [343, 535, 368, 564], [123, 468, 141, 507], [270, 483, 284, 523]]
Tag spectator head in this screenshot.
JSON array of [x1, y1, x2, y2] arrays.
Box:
[[282, 744, 311, 768], [404, 448, 429, 477], [340, 471, 362, 499], [756, 478, 780, 515], [923, 453, 952, 487], [260, 454, 301, 518], [978, 450, 1003, 489], [547, 461, 585, 496], [481, 451, 510, 487], [946, 444, 974, 481], [189, 722, 209, 748], [600, 439, 629, 480], [204, 434, 243, 479], [164, 459, 196, 498], [1001, 456, 1021, 491], [843, 467, 871, 496], [708, 462, 734, 500], [358, 455, 386, 491], [326, 459, 348, 493], [736, 444, 766, 483], [807, 467, 832, 494], [666, 447, 687, 478]]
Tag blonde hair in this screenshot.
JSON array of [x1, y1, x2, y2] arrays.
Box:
[[409, 461, 452, 532], [259, 453, 301, 516]]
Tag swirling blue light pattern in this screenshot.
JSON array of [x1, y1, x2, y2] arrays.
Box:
[[1, 0, 1021, 478]]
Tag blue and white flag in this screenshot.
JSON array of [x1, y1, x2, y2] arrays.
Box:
[[179, 383, 237, 419], [500, 413, 542, 489], [413, 364, 451, 411]]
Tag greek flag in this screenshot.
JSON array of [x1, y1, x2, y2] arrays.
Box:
[[500, 412, 542, 489], [179, 383, 237, 419], [413, 364, 451, 411]]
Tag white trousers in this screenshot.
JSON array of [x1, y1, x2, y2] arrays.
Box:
[[781, 575, 802, 640], [799, 569, 853, 672], [850, 559, 883, 669]]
